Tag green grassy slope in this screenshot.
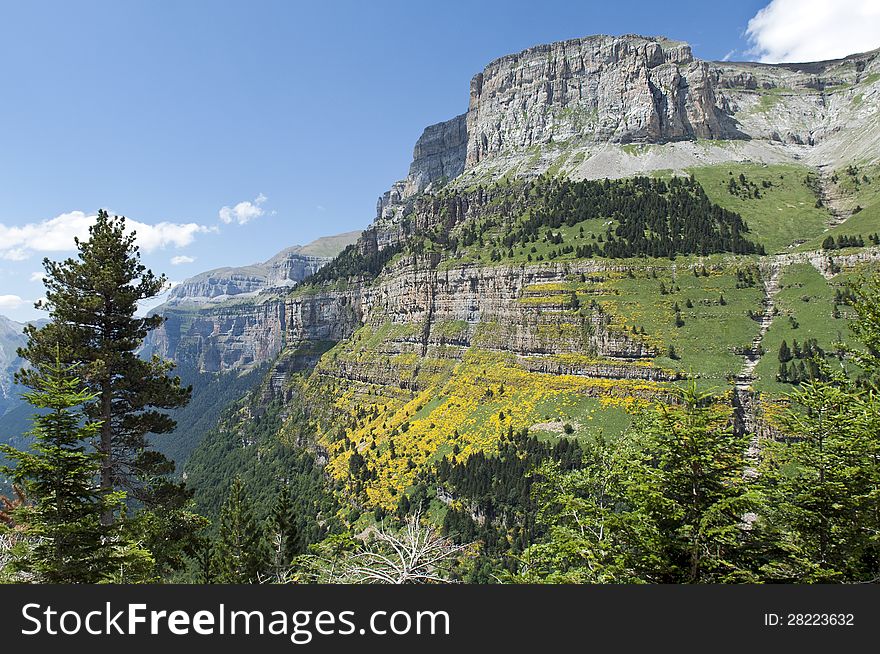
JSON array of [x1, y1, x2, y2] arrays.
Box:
[[802, 163, 880, 249], [689, 163, 832, 254], [753, 264, 854, 395]]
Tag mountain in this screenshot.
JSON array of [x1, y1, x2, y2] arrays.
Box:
[[165, 230, 362, 306], [377, 34, 880, 220], [174, 34, 880, 521], [151, 34, 880, 375], [0, 315, 33, 415]]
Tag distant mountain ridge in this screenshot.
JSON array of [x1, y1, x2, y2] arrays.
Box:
[[165, 230, 361, 306], [0, 315, 26, 413], [0, 315, 48, 416]]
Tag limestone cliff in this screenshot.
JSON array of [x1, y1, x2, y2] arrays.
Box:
[[376, 34, 880, 220], [376, 114, 468, 220]]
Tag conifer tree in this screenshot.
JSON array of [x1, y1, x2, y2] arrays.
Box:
[[16, 210, 191, 515], [778, 340, 792, 363], [264, 483, 300, 582], [625, 383, 755, 582], [848, 273, 880, 388], [757, 370, 880, 582], [0, 360, 124, 582], [215, 477, 265, 583]]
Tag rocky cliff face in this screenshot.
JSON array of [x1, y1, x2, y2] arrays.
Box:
[[376, 34, 880, 219], [151, 249, 663, 380], [466, 35, 738, 165], [0, 316, 26, 413], [376, 114, 468, 220]]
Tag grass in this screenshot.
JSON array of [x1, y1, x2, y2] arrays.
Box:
[[437, 216, 613, 269], [753, 264, 854, 395], [688, 163, 832, 254], [528, 393, 632, 443], [800, 164, 880, 250], [598, 259, 765, 384]]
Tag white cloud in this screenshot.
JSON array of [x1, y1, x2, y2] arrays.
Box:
[[722, 49, 736, 62], [170, 255, 196, 265], [0, 211, 215, 261], [29, 271, 43, 282], [746, 0, 880, 63], [0, 294, 25, 310], [218, 193, 267, 225], [1, 248, 29, 261]]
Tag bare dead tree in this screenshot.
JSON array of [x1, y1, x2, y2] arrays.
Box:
[[336, 512, 472, 584]]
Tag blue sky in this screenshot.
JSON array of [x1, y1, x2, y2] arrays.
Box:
[[1, 0, 877, 321]]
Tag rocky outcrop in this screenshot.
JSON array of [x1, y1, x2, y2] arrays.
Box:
[[377, 114, 468, 220], [466, 35, 739, 166]]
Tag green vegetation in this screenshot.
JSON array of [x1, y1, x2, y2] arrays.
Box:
[[753, 264, 852, 394], [185, 398, 339, 537], [155, 363, 269, 467], [214, 477, 265, 583], [0, 361, 135, 582], [303, 239, 403, 287], [437, 431, 587, 580], [441, 175, 761, 265], [804, 163, 880, 249], [514, 383, 755, 583], [689, 163, 831, 253], [601, 260, 765, 383], [758, 368, 880, 582]]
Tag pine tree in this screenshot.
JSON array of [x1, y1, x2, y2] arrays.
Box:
[[215, 477, 265, 583], [757, 370, 880, 582], [0, 360, 125, 582], [778, 340, 792, 363], [625, 382, 755, 582], [264, 483, 299, 582], [16, 210, 191, 516], [777, 362, 789, 383], [848, 273, 880, 388]]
